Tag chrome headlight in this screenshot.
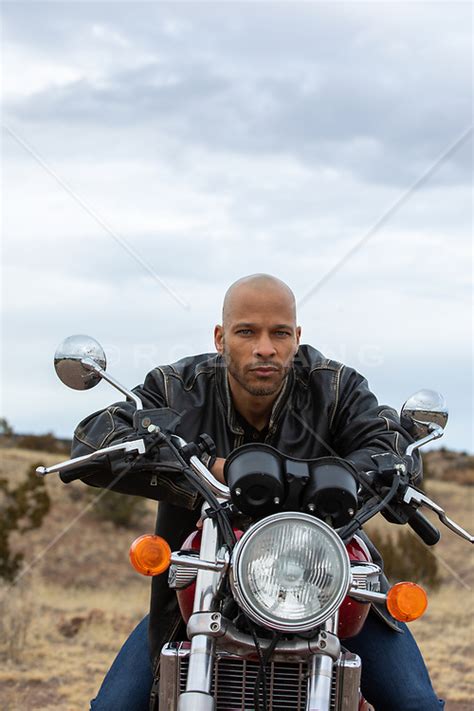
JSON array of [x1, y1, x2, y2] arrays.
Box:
[[230, 512, 350, 632]]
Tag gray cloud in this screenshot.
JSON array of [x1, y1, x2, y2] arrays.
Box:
[[7, 67, 471, 187], [2, 2, 472, 451], [4, 3, 472, 187]]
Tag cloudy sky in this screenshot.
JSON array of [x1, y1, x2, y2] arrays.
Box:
[[1, 2, 472, 452]]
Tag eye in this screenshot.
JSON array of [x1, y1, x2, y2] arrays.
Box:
[[236, 329, 253, 336], [275, 330, 291, 337]]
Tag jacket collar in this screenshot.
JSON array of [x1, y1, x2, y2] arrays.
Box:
[[215, 355, 294, 435]]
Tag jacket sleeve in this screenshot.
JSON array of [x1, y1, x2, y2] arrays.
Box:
[[69, 368, 199, 509], [329, 366, 422, 485]]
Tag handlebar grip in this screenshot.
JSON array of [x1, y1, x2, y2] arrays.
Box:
[[58, 455, 111, 484], [408, 510, 440, 546], [59, 469, 90, 484]]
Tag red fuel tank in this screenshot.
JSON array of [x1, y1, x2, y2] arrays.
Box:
[[176, 528, 244, 623], [338, 534, 373, 639]]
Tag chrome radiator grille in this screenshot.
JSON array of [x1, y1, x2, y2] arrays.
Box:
[[179, 654, 308, 710], [160, 643, 361, 710]]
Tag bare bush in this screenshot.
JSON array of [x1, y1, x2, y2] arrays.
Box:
[[89, 488, 148, 529], [15, 433, 70, 454], [0, 464, 51, 581], [371, 528, 441, 590], [0, 418, 13, 436]]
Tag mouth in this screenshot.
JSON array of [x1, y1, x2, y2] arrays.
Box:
[[249, 366, 280, 377]]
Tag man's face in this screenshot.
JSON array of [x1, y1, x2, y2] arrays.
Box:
[[214, 285, 301, 397]]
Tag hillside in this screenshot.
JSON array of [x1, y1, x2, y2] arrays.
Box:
[[0, 446, 472, 710], [423, 448, 474, 486]]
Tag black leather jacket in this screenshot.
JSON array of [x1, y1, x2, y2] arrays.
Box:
[[71, 345, 421, 661]]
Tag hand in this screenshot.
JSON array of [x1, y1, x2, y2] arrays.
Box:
[[210, 457, 226, 484]]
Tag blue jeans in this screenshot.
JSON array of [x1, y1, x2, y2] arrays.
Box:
[[90, 612, 444, 711]]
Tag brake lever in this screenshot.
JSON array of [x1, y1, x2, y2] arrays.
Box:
[[403, 486, 474, 543], [36, 438, 146, 477]]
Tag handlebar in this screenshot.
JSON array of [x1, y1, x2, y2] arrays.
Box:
[[351, 458, 473, 546], [36, 439, 147, 478], [36, 433, 473, 545], [403, 486, 474, 544], [36, 431, 230, 500]]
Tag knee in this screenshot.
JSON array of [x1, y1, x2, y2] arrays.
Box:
[[90, 691, 150, 711], [372, 692, 444, 711], [90, 673, 151, 711]]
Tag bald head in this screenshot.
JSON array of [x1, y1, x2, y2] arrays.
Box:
[[215, 274, 301, 400], [222, 274, 297, 327]]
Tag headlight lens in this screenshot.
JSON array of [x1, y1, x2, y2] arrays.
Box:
[[230, 512, 350, 632]]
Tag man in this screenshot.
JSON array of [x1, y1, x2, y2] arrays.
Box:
[[73, 274, 443, 710]]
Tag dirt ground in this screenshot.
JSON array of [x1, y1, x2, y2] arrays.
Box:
[[0, 448, 472, 710]]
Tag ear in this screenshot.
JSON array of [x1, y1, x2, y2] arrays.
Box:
[[214, 324, 224, 354], [294, 326, 302, 353]]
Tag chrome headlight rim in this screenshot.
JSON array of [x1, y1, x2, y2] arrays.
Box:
[[230, 511, 351, 633]]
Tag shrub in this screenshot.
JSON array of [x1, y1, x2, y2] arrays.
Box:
[[16, 432, 70, 454], [0, 418, 13, 436], [89, 488, 148, 529], [370, 528, 441, 590], [0, 464, 51, 581]]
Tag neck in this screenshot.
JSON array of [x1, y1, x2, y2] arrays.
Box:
[[227, 372, 282, 431]]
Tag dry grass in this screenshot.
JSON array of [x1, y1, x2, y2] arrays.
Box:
[[0, 447, 153, 709], [365, 478, 474, 704], [410, 587, 473, 703], [0, 581, 35, 663], [0, 581, 150, 710], [0, 447, 472, 709]]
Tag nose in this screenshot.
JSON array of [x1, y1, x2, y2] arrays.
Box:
[[254, 334, 277, 360]]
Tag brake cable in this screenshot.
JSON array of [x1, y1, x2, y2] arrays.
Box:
[[249, 622, 281, 711], [165, 435, 236, 548], [250, 623, 268, 711], [339, 475, 400, 542]]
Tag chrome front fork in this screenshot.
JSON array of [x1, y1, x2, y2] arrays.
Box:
[[177, 508, 345, 711], [307, 613, 340, 711], [178, 504, 220, 711]]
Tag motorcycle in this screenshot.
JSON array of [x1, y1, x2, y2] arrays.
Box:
[[37, 335, 474, 711]]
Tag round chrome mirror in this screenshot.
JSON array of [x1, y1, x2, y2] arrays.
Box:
[[400, 389, 448, 439], [54, 335, 106, 390]]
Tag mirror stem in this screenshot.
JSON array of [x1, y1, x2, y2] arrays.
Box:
[[81, 357, 144, 410], [406, 423, 444, 457]]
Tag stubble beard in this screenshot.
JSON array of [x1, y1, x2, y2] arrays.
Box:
[[223, 349, 285, 397]]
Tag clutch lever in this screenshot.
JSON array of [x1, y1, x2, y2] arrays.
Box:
[[36, 439, 146, 477], [403, 485, 474, 543]]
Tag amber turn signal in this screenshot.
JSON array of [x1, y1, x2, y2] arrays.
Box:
[[129, 534, 171, 576], [386, 582, 428, 622]]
